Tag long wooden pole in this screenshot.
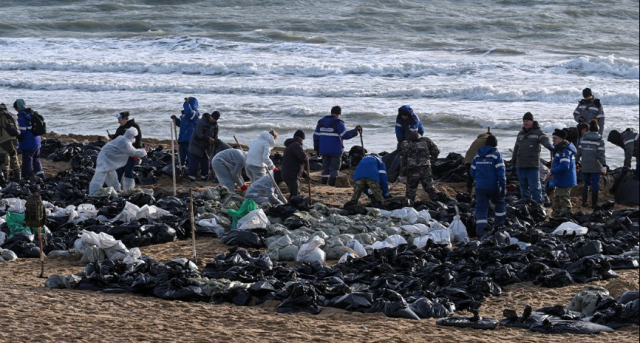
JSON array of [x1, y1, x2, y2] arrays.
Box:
[[306, 159, 313, 205], [265, 166, 287, 203], [38, 226, 44, 277], [171, 122, 177, 196], [234, 135, 243, 152], [189, 189, 197, 263]]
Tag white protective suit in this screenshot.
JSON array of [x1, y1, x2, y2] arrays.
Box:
[[245, 174, 286, 207], [245, 131, 276, 182], [89, 128, 147, 196], [211, 149, 246, 191]]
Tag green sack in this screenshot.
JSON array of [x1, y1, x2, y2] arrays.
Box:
[[6, 211, 51, 238], [227, 199, 258, 230]]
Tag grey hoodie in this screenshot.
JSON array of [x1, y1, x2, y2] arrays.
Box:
[[576, 132, 606, 173], [512, 121, 553, 168]]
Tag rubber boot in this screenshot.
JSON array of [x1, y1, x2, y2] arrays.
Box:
[[591, 190, 599, 209], [407, 197, 415, 208], [123, 177, 136, 192], [11, 169, 21, 182], [581, 186, 589, 207], [321, 177, 328, 185], [328, 176, 337, 187]]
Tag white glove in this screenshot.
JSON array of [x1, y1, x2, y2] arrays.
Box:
[[601, 167, 607, 175]]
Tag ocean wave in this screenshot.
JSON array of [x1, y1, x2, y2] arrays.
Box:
[[422, 113, 579, 131], [557, 55, 639, 79], [2, 78, 637, 105]]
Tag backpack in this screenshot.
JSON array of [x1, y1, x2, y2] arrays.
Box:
[[25, 193, 46, 228], [29, 110, 47, 136]]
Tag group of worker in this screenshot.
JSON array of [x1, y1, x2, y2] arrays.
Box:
[[1, 87, 638, 237]]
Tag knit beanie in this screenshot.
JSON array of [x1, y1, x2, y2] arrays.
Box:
[[486, 135, 498, 147], [582, 88, 593, 98], [294, 130, 305, 139], [552, 129, 567, 139], [331, 106, 342, 115], [211, 111, 221, 120], [522, 112, 534, 121]]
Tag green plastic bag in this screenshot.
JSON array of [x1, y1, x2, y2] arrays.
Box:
[[6, 211, 51, 238], [227, 199, 258, 230]]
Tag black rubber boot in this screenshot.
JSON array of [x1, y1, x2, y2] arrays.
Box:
[[591, 190, 599, 209], [328, 176, 337, 186], [321, 177, 328, 185], [582, 186, 589, 207]]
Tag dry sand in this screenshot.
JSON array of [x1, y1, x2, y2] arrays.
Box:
[[1, 133, 638, 342]]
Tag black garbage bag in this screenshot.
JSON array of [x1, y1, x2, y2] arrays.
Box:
[[331, 292, 374, 312], [381, 150, 401, 183], [276, 284, 322, 315], [565, 255, 618, 283], [534, 269, 574, 288], [221, 230, 265, 249], [153, 281, 208, 301], [500, 306, 546, 329], [617, 291, 639, 305], [530, 318, 615, 334], [408, 297, 455, 319], [367, 289, 420, 320], [621, 299, 639, 324], [436, 313, 498, 330]]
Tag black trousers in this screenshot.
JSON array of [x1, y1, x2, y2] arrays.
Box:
[[284, 178, 299, 199]]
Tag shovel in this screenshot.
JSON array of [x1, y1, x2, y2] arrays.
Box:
[[172, 121, 184, 181]]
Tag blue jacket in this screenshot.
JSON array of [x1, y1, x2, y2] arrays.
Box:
[[470, 146, 506, 190], [353, 155, 390, 197], [17, 110, 41, 151], [395, 106, 424, 142], [174, 110, 200, 143], [313, 115, 358, 156], [551, 141, 577, 188]]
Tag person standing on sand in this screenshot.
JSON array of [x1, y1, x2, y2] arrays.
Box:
[[576, 120, 607, 209], [511, 112, 553, 204], [245, 130, 279, 182], [281, 130, 309, 199], [549, 129, 577, 217], [470, 135, 506, 237], [188, 111, 219, 181], [464, 130, 493, 194], [395, 105, 424, 148], [172, 97, 201, 167], [573, 88, 605, 135], [313, 106, 361, 186], [0, 103, 21, 182], [14, 99, 45, 180], [109, 111, 142, 192], [399, 131, 440, 206]]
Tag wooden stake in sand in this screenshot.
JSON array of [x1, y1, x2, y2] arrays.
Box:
[[306, 158, 313, 205], [37, 226, 44, 277], [170, 121, 177, 196], [189, 189, 197, 263]]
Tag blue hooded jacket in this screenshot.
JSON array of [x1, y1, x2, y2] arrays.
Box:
[[175, 97, 200, 143], [470, 145, 506, 190], [16, 99, 41, 151], [353, 155, 390, 197], [551, 141, 578, 188], [313, 115, 358, 156], [395, 105, 424, 142]]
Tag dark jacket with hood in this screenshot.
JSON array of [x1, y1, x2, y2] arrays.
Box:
[[189, 112, 218, 157], [551, 141, 577, 188], [512, 121, 553, 169], [395, 106, 424, 143], [281, 137, 308, 180], [114, 119, 142, 149]]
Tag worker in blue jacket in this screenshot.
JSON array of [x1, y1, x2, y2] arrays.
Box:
[[470, 135, 506, 237], [313, 106, 361, 186], [172, 97, 201, 166], [14, 99, 44, 179], [549, 129, 578, 217], [347, 154, 390, 207], [395, 105, 424, 145]]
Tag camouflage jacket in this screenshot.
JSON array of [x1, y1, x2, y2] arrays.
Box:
[[400, 137, 440, 175]]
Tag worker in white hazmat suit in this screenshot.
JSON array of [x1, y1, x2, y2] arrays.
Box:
[[89, 127, 148, 195], [211, 148, 247, 191], [245, 170, 286, 207]]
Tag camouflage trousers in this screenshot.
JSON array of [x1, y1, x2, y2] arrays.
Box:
[[406, 168, 437, 201], [0, 140, 20, 177], [351, 178, 384, 203], [552, 187, 573, 217]]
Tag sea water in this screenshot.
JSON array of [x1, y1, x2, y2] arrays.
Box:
[[0, 0, 638, 166]]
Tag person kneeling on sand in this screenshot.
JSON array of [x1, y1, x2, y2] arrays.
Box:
[[549, 129, 577, 217], [89, 127, 148, 196], [346, 154, 390, 208], [244, 171, 286, 207]]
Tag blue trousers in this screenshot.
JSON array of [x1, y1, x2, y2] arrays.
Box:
[[583, 172, 601, 191], [517, 167, 542, 203], [321, 154, 342, 186], [21, 148, 44, 178], [179, 142, 189, 166], [475, 188, 506, 236], [116, 157, 136, 182], [188, 153, 209, 178]]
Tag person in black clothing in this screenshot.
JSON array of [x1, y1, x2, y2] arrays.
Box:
[[109, 111, 142, 191], [281, 130, 309, 199], [188, 111, 221, 181]]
